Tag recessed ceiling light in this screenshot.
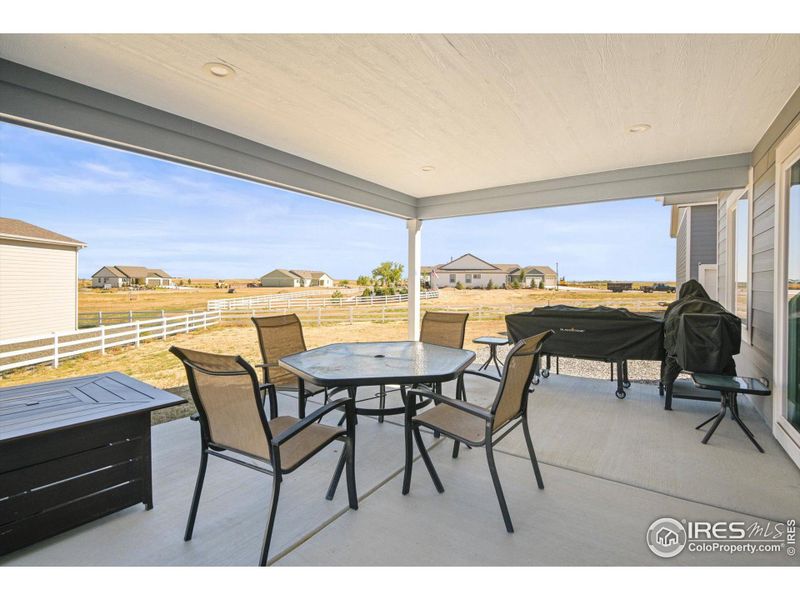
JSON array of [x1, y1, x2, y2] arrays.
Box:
[[421, 165, 436, 172], [203, 62, 236, 78], [628, 123, 651, 133]]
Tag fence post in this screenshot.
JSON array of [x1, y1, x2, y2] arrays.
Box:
[[185, 314, 190, 334], [53, 332, 59, 368], [135, 321, 141, 347], [203, 312, 208, 329], [129, 310, 133, 323], [99, 311, 103, 326], [100, 325, 106, 355], [162, 316, 168, 340], [349, 306, 354, 325], [317, 306, 322, 326], [382, 305, 386, 323]]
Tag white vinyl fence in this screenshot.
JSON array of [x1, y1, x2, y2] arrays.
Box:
[[209, 290, 439, 311], [208, 288, 349, 310], [0, 310, 222, 372], [219, 303, 509, 326]]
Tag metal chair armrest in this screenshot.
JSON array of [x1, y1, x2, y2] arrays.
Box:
[[270, 397, 351, 447], [406, 388, 492, 420], [462, 369, 502, 384]]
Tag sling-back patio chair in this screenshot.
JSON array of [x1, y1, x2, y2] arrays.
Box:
[[402, 330, 553, 533], [252, 314, 328, 418], [170, 346, 357, 566]]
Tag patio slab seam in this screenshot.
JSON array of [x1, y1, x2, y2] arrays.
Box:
[[492, 446, 787, 524]]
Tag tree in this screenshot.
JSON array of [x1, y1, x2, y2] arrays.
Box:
[[511, 280, 521, 289], [339, 279, 349, 286], [486, 279, 495, 290], [518, 269, 526, 287], [371, 262, 404, 288], [356, 275, 372, 286], [538, 280, 545, 289]]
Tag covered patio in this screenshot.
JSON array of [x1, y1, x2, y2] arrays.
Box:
[[1, 34, 799, 566], [3, 374, 798, 566]]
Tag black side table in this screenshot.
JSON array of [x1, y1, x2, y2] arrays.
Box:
[[473, 336, 510, 375], [691, 373, 771, 453]]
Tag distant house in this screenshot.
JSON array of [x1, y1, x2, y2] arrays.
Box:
[[427, 254, 557, 289], [516, 266, 558, 288], [0, 217, 86, 338], [91, 265, 173, 288], [260, 269, 334, 288]]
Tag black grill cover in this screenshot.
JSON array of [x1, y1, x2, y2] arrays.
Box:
[[505, 305, 665, 362], [662, 279, 740, 375]]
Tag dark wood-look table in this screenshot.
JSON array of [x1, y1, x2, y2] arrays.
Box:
[[280, 341, 475, 498], [0, 371, 185, 555]]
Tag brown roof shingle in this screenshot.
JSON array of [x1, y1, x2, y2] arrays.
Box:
[[0, 217, 85, 247]]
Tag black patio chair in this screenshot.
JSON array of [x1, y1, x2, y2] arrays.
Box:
[[170, 346, 357, 566], [252, 314, 328, 418], [402, 330, 553, 533]]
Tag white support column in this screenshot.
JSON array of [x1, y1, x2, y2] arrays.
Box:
[[407, 218, 422, 341]]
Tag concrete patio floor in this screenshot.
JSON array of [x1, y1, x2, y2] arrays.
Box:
[[3, 373, 799, 566]]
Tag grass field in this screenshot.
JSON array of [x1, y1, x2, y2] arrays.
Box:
[[77, 282, 347, 313]]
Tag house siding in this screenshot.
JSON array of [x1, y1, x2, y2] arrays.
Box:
[[721, 87, 800, 424], [689, 205, 717, 280], [0, 239, 78, 338], [676, 209, 688, 287]]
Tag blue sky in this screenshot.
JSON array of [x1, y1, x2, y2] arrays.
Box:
[[0, 123, 675, 281]]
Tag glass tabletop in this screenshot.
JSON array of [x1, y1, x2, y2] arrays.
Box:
[[473, 336, 510, 345], [279, 341, 475, 387], [691, 373, 771, 395]]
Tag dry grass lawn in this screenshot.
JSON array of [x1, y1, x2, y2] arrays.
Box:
[[5, 286, 675, 424]]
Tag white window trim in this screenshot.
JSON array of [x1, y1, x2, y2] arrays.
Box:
[[772, 119, 800, 464], [723, 173, 753, 344]]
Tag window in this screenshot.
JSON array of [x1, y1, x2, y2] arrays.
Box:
[[473, 273, 481, 279], [465, 274, 472, 284], [786, 160, 800, 432], [449, 274, 456, 284], [728, 189, 750, 332]]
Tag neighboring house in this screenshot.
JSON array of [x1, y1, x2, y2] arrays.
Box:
[[663, 196, 720, 299], [428, 254, 557, 289], [0, 217, 85, 339], [428, 254, 517, 289], [510, 265, 558, 288], [260, 269, 334, 287], [91, 265, 173, 288]]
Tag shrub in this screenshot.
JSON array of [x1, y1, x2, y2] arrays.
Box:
[[511, 280, 521, 289], [331, 290, 343, 299], [356, 275, 371, 286], [539, 280, 545, 289], [486, 279, 495, 290], [339, 280, 349, 286], [455, 281, 464, 290]]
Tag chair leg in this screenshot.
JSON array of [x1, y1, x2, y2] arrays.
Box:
[[486, 442, 514, 533], [184, 451, 208, 541], [402, 386, 414, 495], [452, 440, 461, 458], [413, 425, 444, 493], [378, 384, 386, 423], [259, 476, 282, 567], [522, 417, 545, 489], [345, 437, 359, 508]]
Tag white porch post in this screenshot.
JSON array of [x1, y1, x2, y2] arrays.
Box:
[[407, 218, 422, 341]]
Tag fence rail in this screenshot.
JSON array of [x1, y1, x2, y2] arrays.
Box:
[[0, 310, 222, 372], [209, 290, 439, 311], [207, 288, 352, 310], [78, 310, 196, 328]]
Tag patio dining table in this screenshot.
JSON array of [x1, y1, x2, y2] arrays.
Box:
[[279, 341, 475, 498]]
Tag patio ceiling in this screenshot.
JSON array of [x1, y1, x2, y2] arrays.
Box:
[[1, 34, 799, 219]]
